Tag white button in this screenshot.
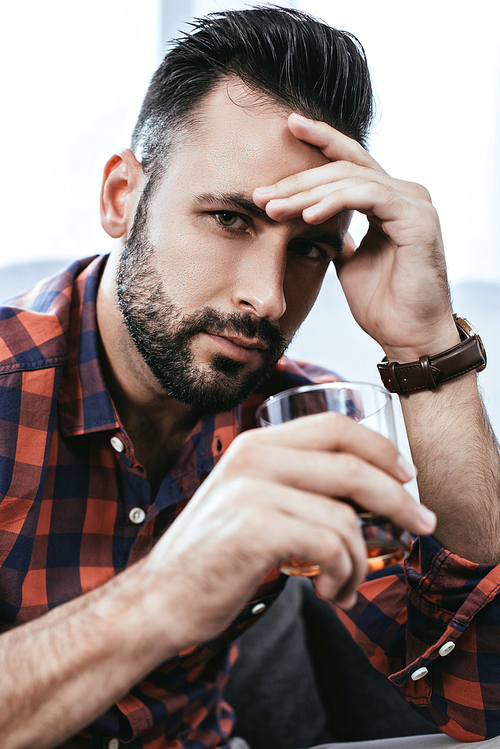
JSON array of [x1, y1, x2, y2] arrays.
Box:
[[110, 436, 125, 453], [108, 740, 120, 749], [251, 602, 266, 615], [129, 507, 146, 524], [410, 666, 429, 681], [438, 641, 456, 657]]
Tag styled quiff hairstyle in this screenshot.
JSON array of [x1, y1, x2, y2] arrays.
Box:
[[131, 6, 373, 185]]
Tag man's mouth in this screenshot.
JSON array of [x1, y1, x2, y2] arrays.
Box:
[[204, 332, 267, 364], [218, 333, 267, 350]]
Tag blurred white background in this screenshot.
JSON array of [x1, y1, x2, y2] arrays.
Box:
[[0, 0, 499, 438]]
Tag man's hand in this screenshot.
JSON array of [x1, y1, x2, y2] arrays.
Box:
[[144, 413, 435, 649], [253, 113, 500, 565], [253, 112, 459, 361]]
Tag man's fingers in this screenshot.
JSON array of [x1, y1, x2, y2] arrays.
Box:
[[267, 177, 432, 233], [287, 112, 386, 172], [256, 161, 379, 203], [246, 412, 412, 483], [315, 572, 359, 608], [257, 174, 427, 226], [261, 176, 363, 221], [215, 415, 435, 538], [226, 438, 432, 537], [252, 116, 429, 220], [256, 161, 410, 206], [250, 482, 367, 601]]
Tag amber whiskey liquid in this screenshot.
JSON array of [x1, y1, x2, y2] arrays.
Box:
[[279, 556, 322, 577], [365, 541, 408, 573], [361, 514, 411, 572], [279, 517, 411, 577]]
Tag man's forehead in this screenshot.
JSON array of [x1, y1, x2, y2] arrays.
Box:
[[166, 78, 330, 188]]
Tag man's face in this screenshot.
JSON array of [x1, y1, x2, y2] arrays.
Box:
[[117, 81, 348, 413]]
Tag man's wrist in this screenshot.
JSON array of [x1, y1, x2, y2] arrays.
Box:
[[381, 319, 460, 364], [378, 316, 486, 396]]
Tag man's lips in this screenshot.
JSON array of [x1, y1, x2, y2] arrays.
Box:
[[217, 333, 267, 350], [203, 333, 267, 364]]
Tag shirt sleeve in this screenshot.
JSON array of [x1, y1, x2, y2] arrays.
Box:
[[336, 534, 500, 741]]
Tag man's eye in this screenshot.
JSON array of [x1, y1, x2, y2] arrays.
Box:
[[291, 241, 324, 260], [215, 212, 245, 229]]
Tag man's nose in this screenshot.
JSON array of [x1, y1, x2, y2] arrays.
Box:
[[231, 242, 287, 322]]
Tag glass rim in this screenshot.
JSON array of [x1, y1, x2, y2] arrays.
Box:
[[256, 380, 392, 425]]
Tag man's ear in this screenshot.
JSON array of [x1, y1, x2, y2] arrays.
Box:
[[100, 149, 145, 238]]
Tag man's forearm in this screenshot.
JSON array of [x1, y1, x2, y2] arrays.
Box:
[[400, 370, 500, 563], [0, 558, 179, 749]]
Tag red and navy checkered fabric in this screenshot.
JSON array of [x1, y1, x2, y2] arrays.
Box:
[[1, 255, 500, 745]]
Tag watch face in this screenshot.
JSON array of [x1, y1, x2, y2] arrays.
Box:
[[454, 315, 487, 370]]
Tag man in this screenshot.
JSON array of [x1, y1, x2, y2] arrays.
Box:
[[0, 6, 499, 748]]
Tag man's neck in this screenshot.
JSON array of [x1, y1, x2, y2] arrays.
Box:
[[115, 389, 201, 498]]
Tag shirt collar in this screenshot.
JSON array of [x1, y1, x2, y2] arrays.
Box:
[[58, 254, 120, 437]]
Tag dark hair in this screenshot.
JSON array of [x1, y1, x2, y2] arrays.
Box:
[[131, 6, 373, 182]]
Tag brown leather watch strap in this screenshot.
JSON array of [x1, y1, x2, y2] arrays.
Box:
[[378, 336, 486, 395]]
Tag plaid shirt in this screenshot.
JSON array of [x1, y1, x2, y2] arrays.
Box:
[[1, 255, 500, 746]]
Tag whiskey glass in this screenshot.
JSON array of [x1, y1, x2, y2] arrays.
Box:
[[256, 381, 412, 576]]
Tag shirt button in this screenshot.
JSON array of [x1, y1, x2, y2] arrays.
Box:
[[438, 641, 456, 657], [129, 507, 146, 524], [110, 436, 125, 453], [251, 602, 266, 615], [410, 666, 429, 681], [108, 740, 120, 749]]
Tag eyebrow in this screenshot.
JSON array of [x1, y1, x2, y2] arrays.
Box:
[[196, 192, 277, 224], [195, 191, 345, 254]]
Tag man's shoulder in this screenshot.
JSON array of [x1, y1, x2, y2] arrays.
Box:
[[0, 255, 101, 373]]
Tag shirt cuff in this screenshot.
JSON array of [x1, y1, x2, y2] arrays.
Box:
[[391, 534, 500, 687]]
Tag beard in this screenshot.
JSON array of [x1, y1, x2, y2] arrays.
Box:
[[116, 193, 288, 414]]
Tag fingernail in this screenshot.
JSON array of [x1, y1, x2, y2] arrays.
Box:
[[418, 505, 437, 532], [255, 185, 276, 195], [291, 112, 314, 125], [397, 454, 416, 482], [302, 205, 319, 218]]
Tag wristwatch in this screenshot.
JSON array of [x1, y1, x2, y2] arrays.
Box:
[[377, 315, 487, 395]]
